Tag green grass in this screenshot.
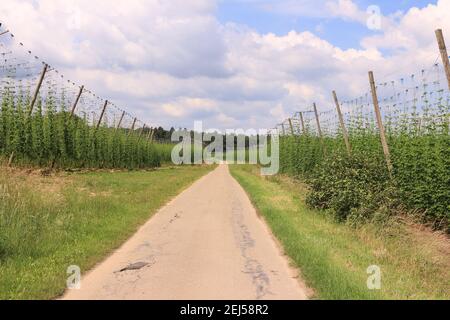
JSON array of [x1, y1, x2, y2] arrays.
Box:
[[229, 164, 450, 300], [0, 165, 214, 299]]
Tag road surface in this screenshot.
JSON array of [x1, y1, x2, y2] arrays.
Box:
[[63, 165, 309, 300]]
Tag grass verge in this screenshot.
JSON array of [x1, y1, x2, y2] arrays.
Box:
[[229, 164, 449, 300], [0, 165, 214, 299]]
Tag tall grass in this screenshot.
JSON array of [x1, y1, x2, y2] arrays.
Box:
[[230, 165, 450, 300]]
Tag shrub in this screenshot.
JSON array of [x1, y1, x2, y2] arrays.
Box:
[[306, 153, 396, 223]]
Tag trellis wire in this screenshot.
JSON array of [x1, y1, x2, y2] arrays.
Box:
[[0, 23, 154, 135]]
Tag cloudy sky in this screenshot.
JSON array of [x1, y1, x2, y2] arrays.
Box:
[[0, 0, 449, 130]]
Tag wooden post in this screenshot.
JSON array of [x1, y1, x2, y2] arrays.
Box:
[[281, 123, 286, 136], [369, 71, 393, 174], [129, 117, 137, 136], [291, 118, 300, 135], [145, 128, 152, 146], [28, 63, 48, 116], [288, 118, 294, 135], [313, 103, 323, 138], [96, 100, 108, 130], [91, 112, 97, 127], [332, 90, 351, 156], [298, 112, 306, 135], [115, 111, 125, 132], [435, 29, 450, 90], [70, 85, 84, 118], [138, 125, 146, 142], [147, 128, 153, 140], [150, 128, 155, 143], [7, 151, 14, 167], [313, 103, 326, 153]]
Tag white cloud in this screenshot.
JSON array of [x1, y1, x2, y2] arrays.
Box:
[[1, 0, 449, 131]]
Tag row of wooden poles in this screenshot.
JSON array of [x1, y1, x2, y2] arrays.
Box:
[[276, 28, 450, 176], [0, 30, 156, 142], [1, 28, 158, 166]]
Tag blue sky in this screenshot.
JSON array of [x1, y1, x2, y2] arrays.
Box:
[[217, 0, 438, 49]]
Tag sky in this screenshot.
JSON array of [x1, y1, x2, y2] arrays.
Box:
[[0, 0, 448, 130], [217, 0, 438, 48]]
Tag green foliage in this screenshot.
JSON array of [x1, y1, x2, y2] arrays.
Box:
[[390, 132, 449, 228], [0, 89, 172, 169], [279, 116, 450, 232]]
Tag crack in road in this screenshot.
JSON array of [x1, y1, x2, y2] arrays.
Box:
[[117, 261, 150, 272], [231, 199, 272, 299]]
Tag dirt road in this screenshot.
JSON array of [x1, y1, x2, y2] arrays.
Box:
[[63, 165, 309, 300]]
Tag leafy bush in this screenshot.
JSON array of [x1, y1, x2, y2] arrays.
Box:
[[391, 133, 449, 229], [0, 89, 172, 169]]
